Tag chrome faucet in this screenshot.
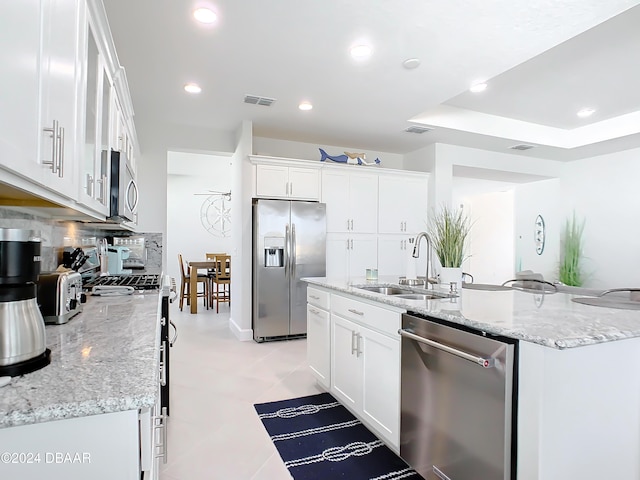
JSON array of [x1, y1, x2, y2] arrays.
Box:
[[412, 232, 433, 289]]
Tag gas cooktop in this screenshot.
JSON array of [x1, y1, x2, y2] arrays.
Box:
[[83, 274, 161, 290]]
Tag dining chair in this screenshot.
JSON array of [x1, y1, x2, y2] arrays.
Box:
[[210, 255, 231, 313], [205, 253, 226, 304], [178, 254, 209, 311]]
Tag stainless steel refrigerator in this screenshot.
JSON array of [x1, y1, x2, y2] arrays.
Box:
[[253, 199, 326, 342]]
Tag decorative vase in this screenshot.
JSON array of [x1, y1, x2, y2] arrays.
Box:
[[439, 267, 463, 293]]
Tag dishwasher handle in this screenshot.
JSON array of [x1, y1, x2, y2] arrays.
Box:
[[398, 328, 495, 368]]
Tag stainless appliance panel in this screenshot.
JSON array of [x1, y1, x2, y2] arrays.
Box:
[[253, 199, 326, 341], [253, 200, 292, 339], [290, 201, 326, 335], [109, 151, 138, 223], [400, 314, 515, 480]]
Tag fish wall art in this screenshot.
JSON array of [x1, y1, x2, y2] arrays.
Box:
[[319, 148, 381, 166]]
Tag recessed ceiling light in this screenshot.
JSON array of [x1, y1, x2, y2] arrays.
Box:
[[469, 82, 487, 93], [184, 83, 202, 94], [298, 102, 313, 111], [193, 7, 217, 24], [403, 58, 421, 70], [577, 107, 595, 118], [350, 44, 373, 60]]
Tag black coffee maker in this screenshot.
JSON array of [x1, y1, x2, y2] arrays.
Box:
[[0, 228, 50, 376]]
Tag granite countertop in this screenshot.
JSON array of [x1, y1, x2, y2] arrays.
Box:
[[0, 291, 161, 429], [304, 276, 640, 350]]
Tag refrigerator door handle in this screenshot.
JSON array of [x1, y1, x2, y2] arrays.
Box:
[[285, 223, 290, 277], [291, 223, 296, 279]]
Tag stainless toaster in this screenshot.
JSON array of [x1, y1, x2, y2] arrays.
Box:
[[37, 271, 86, 325]]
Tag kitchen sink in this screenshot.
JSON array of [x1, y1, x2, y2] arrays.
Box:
[[394, 294, 431, 300], [357, 286, 414, 295], [355, 285, 456, 300]]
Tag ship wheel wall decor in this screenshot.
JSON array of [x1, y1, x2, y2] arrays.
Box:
[[200, 194, 231, 237]]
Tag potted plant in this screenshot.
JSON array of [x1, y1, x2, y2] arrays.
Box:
[[428, 205, 472, 290], [559, 212, 585, 287]]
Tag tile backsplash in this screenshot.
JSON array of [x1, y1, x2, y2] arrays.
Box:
[[0, 208, 163, 274]]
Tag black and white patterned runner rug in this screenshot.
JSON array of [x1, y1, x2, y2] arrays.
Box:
[[254, 392, 423, 480]]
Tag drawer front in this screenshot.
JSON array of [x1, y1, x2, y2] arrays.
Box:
[[307, 287, 330, 310], [331, 294, 400, 337]]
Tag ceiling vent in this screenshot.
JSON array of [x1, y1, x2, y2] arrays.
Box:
[[509, 144, 535, 151], [404, 125, 433, 134], [244, 94, 276, 107]]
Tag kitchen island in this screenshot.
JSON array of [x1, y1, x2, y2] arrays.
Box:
[[0, 290, 162, 479], [305, 276, 640, 480]]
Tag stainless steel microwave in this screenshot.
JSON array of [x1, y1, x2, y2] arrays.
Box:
[[108, 151, 138, 223]]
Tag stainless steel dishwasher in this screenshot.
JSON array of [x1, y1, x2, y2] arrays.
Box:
[[399, 313, 517, 480]]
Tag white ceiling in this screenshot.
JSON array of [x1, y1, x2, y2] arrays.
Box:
[[103, 0, 640, 162]]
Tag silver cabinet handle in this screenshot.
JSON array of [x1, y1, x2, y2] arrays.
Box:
[[309, 294, 320, 300], [347, 308, 364, 316], [169, 320, 178, 346], [350, 219, 354, 230], [289, 181, 293, 196], [42, 119, 59, 174], [351, 330, 357, 355], [346, 219, 350, 230], [57, 126, 64, 177], [309, 307, 320, 315], [86, 173, 94, 197], [349, 239, 353, 249], [356, 333, 362, 357], [398, 328, 495, 368]]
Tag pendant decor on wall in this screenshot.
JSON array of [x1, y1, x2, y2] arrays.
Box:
[[534, 214, 545, 255], [199, 191, 231, 237], [319, 148, 381, 166]]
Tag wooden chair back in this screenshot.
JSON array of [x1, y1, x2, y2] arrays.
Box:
[[206, 252, 226, 261], [213, 255, 231, 281]]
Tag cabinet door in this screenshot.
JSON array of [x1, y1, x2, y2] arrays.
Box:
[[377, 235, 409, 277], [379, 175, 428, 234], [0, 1, 40, 180], [349, 173, 378, 233], [349, 236, 378, 278], [331, 314, 361, 410], [38, 0, 80, 199], [256, 164, 288, 198], [360, 326, 400, 447], [322, 170, 350, 232], [307, 304, 330, 389], [326, 234, 349, 279], [289, 167, 319, 200]]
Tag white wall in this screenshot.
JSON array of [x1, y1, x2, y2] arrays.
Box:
[[166, 152, 233, 283], [453, 188, 515, 284], [229, 121, 254, 340], [561, 146, 640, 288], [514, 179, 562, 282]]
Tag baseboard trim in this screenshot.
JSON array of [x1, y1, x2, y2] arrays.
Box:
[[229, 317, 253, 341]]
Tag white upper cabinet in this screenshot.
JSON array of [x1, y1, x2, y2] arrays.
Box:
[[378, 174, 428, 234], [0, 0, 81, 199], [255, 163, 320, 200], [37, 0, 82, 199], [322, 168, 378, 233], [77, 12, 111, 214], [0, 1, 40, 180]]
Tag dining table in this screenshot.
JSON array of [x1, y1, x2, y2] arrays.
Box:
[[187, 260, 217, 314]]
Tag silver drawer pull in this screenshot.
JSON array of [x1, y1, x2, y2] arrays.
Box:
[[309, 295, 320, 300], [309, 307, 320, 315], [351, 331, 357, 355], [347, 308, 364, 316], [398, 328, 495, 368]]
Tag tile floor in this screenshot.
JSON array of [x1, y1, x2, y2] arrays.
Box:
[[159, 302, 323, 479]]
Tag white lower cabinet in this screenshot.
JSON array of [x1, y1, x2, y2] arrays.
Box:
[[306, 287, 331, 389], [328, 292, 402, 451], [0, 410, 141, 479]]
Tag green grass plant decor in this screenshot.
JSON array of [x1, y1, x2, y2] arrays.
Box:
[[559, 213, 585, 286], [429, 205, 471, 268]]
